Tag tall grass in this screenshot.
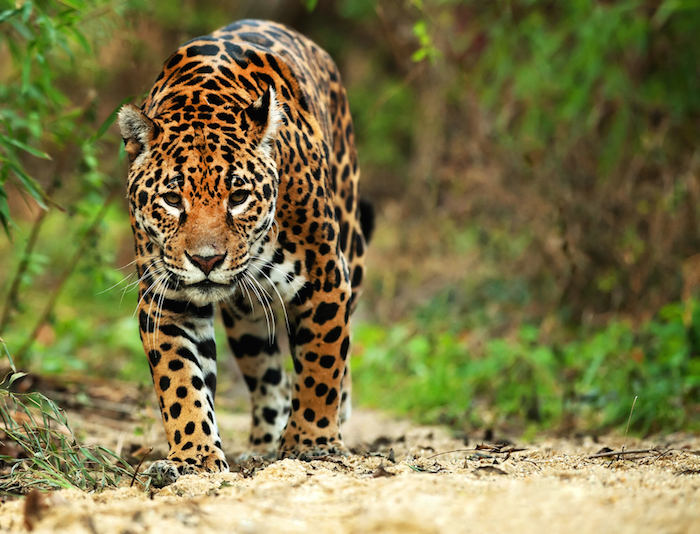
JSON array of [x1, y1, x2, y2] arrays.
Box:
[[0, 341, 136, 494]]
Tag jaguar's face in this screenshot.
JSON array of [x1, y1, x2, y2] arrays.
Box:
[[119, 88, 280, 305]]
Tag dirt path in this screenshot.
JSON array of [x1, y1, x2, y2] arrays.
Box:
[[1, 407, 699, 533]]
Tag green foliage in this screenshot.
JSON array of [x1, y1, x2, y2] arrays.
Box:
[[0, 0, 123, 235], [337, 0, 376, 20], [465, 0, 700, 167], [0, 204, 146, 379], [354, 299, 700, 434], [302, 0, 319, 12], [349, 80, 416, 170], [0, 1, 135, 370], [401, 0, 700, 318], [411, 19, 441, 63]]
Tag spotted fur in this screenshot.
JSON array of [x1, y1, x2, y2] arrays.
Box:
[[117, 20, 371, 485]]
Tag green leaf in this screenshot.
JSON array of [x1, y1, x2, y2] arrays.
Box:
[[6, 372, 29, 387], [0, 7, 20, 23], [21, 45, 33, 94], [56, 0, 85, 11], [20, 0, 32, 23], [0, 184, 11, 237], [411, 48, 427, 62], [91, 96, 135, 142], [5, 160, 48, 210], [68, 27, 92, 55], [2, 136, 52, 160]]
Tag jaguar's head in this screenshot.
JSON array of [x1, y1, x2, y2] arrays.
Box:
[[118, 87, 281, 305]]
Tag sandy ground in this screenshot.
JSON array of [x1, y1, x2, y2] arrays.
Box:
[[1, 403, 699, 534]]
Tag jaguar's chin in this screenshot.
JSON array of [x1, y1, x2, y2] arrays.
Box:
[[182, 280, 237, 305]]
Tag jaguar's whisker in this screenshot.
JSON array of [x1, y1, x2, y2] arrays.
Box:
[[240, 278, 256, 315], [97, 271, 136, 296], [131, 266, 168, 319], [244, 272, 275, 343], [128, 264, 166, 292], [249, 256, 302, 293], [249, 263, 291, 336], [146, 271, 170, 353], [116, 254, 160, 271], [153, 273, 171, 353]]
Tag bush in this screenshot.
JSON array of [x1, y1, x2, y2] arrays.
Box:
[[353, 299, 700, 434]]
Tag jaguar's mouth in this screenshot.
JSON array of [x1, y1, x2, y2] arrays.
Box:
[[191, 279, 222, 288], [177, 280, 236, 306]]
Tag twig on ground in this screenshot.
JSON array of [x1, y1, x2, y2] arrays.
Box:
[[130, 447, 152, 488], [588, 448, 669, 459], [426, 444, 527, 461]]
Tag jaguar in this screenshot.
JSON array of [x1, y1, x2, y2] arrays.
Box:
[[117, 19, 372, 486]]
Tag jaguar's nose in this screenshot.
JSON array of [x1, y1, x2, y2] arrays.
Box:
[[187, 253, 226, 275]]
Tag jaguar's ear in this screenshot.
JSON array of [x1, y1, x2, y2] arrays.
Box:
[[117, 104, 155, 164], [244, 86, 281, 151]]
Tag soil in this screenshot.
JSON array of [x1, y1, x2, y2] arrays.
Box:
[[1, 383, 699, 534]]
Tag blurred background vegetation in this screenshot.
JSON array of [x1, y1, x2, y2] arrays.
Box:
[[1, 0, 699, 438]]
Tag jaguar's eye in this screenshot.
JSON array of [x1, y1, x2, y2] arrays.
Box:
[[162, 192, 182, 207], [229, 190, 249, 206]]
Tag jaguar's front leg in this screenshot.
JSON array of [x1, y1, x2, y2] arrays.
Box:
[[220, 298, 291, 459], [279, 279, 353, 459], [137, 279, 228, 485]]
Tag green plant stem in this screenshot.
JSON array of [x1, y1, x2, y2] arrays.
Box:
[[0, 208, 49, 335], [0, 147, 69, 335], [14, 189, 119, 366]]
